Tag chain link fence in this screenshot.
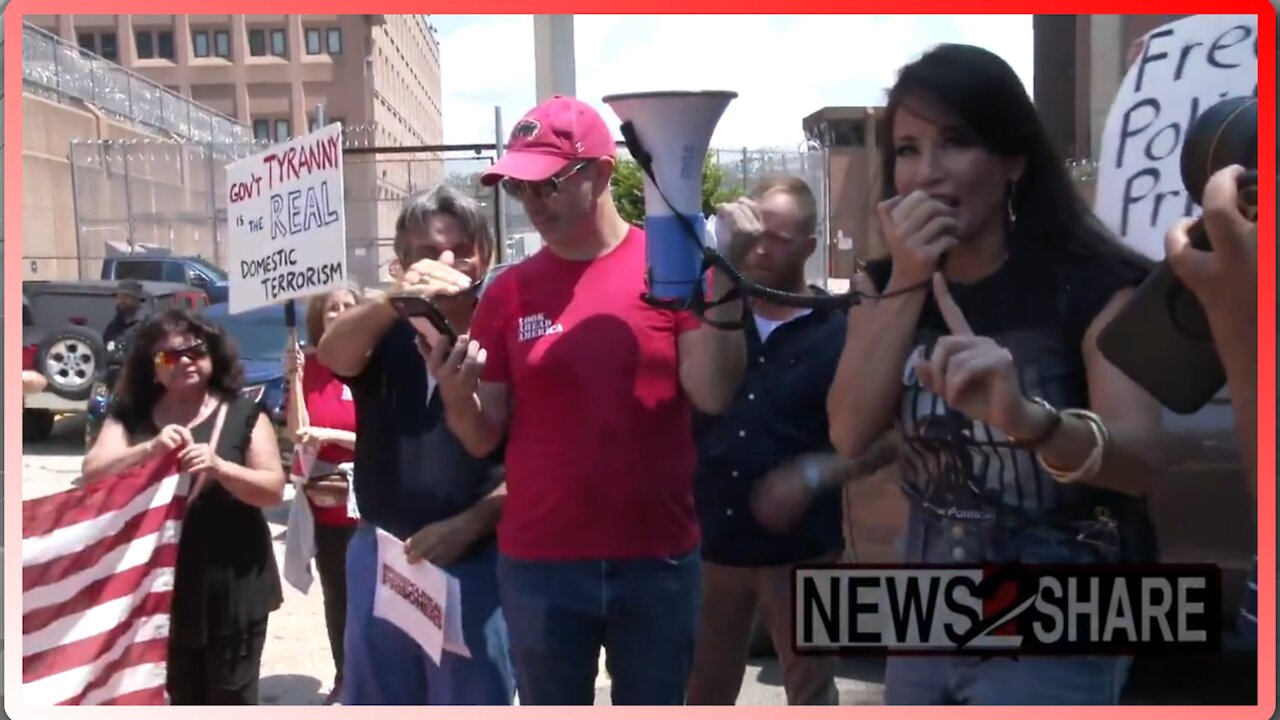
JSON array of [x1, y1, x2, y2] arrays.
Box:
[[498, 145, 831, 282], [64, 137, 832, 286], [65, 136, 498, 287]]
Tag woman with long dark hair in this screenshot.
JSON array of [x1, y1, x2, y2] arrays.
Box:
[[82, 308, 286, 705], [826, 44, 1165, 704]]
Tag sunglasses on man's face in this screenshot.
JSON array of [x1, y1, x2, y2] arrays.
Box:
[[500, 161, 592, 201], [154, 341, 209, 368]]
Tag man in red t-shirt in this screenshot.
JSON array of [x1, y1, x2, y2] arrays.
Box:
[[427, 95, 749, 705]]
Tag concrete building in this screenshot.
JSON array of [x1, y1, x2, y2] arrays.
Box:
[[23, 14, 445, 283], [800, 106, 881, 276]]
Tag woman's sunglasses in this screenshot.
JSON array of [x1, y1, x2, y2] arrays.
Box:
[[154, 341, 209, 368]]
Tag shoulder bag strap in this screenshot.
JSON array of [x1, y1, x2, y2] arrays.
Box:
[[189, 400, 230, 501]]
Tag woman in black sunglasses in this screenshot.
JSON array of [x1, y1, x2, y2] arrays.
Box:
[[82, 307, 286, 705]]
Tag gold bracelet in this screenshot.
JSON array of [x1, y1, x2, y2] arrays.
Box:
[[1037, 409, 1109, 484]]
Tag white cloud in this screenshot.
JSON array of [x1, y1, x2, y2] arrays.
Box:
[[436, 14, 1033, 150]]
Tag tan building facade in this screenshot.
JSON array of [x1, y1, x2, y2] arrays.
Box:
[[802, 106, 883, 276], [23, 14, 444, 283]]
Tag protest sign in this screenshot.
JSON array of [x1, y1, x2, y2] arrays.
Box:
[[371, 528, 470, 665], [225, 123, 348, 313], [1094, 14, 1257, 260]]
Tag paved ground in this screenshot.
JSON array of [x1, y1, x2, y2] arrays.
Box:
[[12, 415, 1260, 706]]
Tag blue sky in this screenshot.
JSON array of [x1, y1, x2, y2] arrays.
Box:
[[430, 14, 1034, 149]]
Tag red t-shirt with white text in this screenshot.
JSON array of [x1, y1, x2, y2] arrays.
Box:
[[470, 226, 702, 560]]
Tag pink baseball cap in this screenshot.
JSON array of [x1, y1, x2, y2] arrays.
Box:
[[480, 95, 617, 187]]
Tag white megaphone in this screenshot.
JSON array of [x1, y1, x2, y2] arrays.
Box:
[[602, 91, 737, 304]]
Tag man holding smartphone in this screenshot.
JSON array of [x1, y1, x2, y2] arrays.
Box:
[[425, 95, 749, 706], [316, 185, 515, 706]]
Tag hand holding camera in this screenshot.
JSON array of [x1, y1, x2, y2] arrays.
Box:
[[1165, 164, 1258, 330]]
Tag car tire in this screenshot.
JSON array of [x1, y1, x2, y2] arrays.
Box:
[[38, 326, 105, 401], [24, 409, 55, 443]]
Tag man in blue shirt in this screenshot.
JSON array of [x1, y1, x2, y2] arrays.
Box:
[[686, 176, 845, 705], [316, 185, 515, 705]]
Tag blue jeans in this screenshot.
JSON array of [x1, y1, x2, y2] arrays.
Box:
[[885, 655, 1132, 705], [496, 549, 701, 705], [342, 522, 516, 705], [886, 507, 1132, 704]]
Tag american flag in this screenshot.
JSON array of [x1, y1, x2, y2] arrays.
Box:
[[21, 454, 192, 706]]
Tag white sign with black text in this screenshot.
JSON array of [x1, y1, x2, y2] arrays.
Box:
[[1094, 14, 1258, 260], [225, 123, 348, 313]]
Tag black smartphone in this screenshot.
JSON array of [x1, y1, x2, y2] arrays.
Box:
[[1096, 173, 1257, 415], [388, 293, 458, 347]]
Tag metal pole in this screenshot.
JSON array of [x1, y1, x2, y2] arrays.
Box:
[[122, 144, 136, 252], [493, 104, 507, 264], [207, 144, 220, 265], [69, 145, 86, 278]]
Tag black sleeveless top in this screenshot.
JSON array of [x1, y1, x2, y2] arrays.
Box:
[[865, 244, 1157, 561], [125, 397, 284, 646]]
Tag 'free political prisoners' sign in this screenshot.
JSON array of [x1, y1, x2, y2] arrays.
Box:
[[1094, 14, 1257, 260], [226, 123, 347, 313]]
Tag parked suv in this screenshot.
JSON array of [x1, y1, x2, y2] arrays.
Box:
[[101, 255, 230, 305]]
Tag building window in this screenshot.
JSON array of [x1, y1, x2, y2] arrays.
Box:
[[100, 33, 118, 61], [214, 30, 231, 58], [75, 32, 119, 61], [270, 29, 287, 57], [327, 28, 342, 55], [157, 31, 175, 59], [253, 119, 271, 141], [306, 29, 322, 55], [248, 29, 266, 57], [136, 31, 154, 59], [274, 119, 291, 142], [192, 30, 210, 58], [135, 29, 175, 60]]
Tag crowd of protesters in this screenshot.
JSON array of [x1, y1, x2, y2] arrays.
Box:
[[77, 42, 1259, 707]]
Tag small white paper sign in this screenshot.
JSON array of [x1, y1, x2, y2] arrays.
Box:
[[371, 528, 470, 664]]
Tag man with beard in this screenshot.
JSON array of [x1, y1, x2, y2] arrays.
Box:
[[316, 186, 515, 706], [103, 280, 146, 348], [685, 176, 844, 706]]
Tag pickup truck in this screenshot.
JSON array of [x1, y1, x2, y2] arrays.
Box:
[[101, 255, 230, 305]]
